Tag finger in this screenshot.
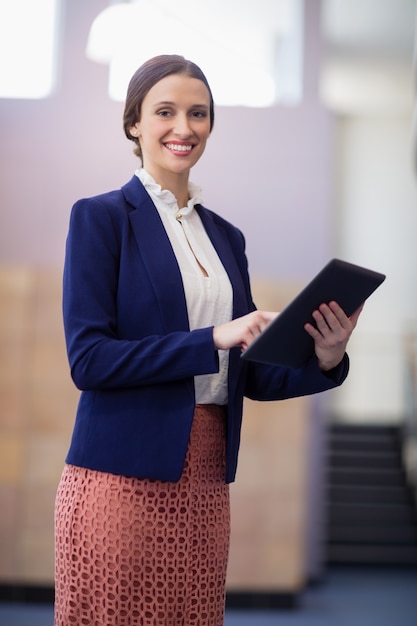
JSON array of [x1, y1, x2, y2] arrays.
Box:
[[320, 303, 356, 337], [304, 321, 323, 341], [328, 301, 363, 330], [311, 310, 349, 349], [311, 308, 333, 335], [258, 311, 279, 328], [252, 311, 277, 335], [322, 302, 349, 329]]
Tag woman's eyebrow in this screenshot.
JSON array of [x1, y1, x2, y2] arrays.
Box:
[[153, 100, 209, 108], [153, 100, 175, 107]]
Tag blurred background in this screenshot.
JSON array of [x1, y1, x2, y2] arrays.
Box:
[[1, 0, 417, 617]]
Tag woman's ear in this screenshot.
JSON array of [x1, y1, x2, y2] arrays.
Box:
[[129, 124, 140, 138]]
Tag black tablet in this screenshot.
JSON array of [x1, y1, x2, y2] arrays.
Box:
[[241, 258, 386, 369]]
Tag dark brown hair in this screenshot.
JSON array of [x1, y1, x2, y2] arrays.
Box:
[[123, 54, 215, 159]]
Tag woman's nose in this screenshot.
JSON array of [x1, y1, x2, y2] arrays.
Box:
[[173, 114, 192, 136]]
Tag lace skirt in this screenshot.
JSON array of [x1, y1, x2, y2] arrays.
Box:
[[54, 405, 230, 626]]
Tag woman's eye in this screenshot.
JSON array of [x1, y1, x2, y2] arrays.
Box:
[[157, 110, 171, 117], [191, 110, 207, 119]]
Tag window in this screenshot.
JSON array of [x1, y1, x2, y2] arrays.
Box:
[[0, 0, 60, 99]]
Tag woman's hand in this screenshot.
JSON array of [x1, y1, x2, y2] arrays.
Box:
[[213, 310, 278, 351], [304, 301, 364, 371]]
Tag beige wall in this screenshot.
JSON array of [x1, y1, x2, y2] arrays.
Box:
[[228, 395, 311, 590], [0, 267, 77, 583]]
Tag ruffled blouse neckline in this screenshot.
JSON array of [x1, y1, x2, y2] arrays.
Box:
[[136, 168, 203, 217]]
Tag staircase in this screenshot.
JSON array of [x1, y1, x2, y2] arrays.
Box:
[[325, 423, 417, 566]]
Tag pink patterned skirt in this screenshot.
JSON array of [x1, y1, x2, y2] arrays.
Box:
[[54, 405, 230, 626]]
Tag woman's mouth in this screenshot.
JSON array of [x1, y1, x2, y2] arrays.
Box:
[[164, 142, 194, 154]]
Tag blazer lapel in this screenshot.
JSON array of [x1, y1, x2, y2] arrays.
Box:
[[122, 177, 190, 333], [196, 205, 248, 320]]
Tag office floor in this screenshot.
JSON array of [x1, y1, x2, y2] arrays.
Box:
[[1, 567, 416, 626]]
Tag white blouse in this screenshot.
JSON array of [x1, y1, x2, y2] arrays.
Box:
[[135, 168, 233, 405]]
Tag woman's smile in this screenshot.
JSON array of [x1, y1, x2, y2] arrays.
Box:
[[164, 141, 195, 155]]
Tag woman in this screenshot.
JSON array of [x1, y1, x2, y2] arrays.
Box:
[[55, 55, 361, 625]]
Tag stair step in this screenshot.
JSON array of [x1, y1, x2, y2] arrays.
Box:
[[329, 467, 406, 487], [327, 524, 417, 544], [327, 485, 413, 505], [328, 450, 401, 469], [327, 543, 417, 565], [329, 424, 401, 438], [329, 433, 402, 454], [328, 503, 417, 525]]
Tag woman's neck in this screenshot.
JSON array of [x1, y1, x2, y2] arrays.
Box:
[[144, 166, 190, 208]]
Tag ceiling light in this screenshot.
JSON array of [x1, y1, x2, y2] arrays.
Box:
[[86, 0, 303, 107]]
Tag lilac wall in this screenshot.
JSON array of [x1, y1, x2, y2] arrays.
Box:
[[193, 101, 336, 280], [0, 0, 336, 282]]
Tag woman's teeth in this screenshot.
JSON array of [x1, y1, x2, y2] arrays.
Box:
[[165, 143, 192, 152]]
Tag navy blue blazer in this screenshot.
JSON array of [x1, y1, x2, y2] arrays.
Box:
[[63, 175, 348, 483]]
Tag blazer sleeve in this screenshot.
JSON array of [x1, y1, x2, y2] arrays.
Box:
[[243, 352, 349, 401], [63, 196, 219, 391]]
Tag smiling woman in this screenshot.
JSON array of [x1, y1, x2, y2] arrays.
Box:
[[0, 0, 60, 99], [54, 53, 357, 626]]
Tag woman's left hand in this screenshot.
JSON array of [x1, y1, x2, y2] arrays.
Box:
[[304, 301, 364, 372]]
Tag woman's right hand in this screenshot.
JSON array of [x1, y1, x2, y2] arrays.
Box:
[[213, 311, 278, 352]]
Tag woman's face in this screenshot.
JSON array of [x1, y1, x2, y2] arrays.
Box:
[[130, 73, 211, 183]]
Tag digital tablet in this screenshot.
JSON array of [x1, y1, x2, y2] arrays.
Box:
[[241, 258, 386, 369]]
